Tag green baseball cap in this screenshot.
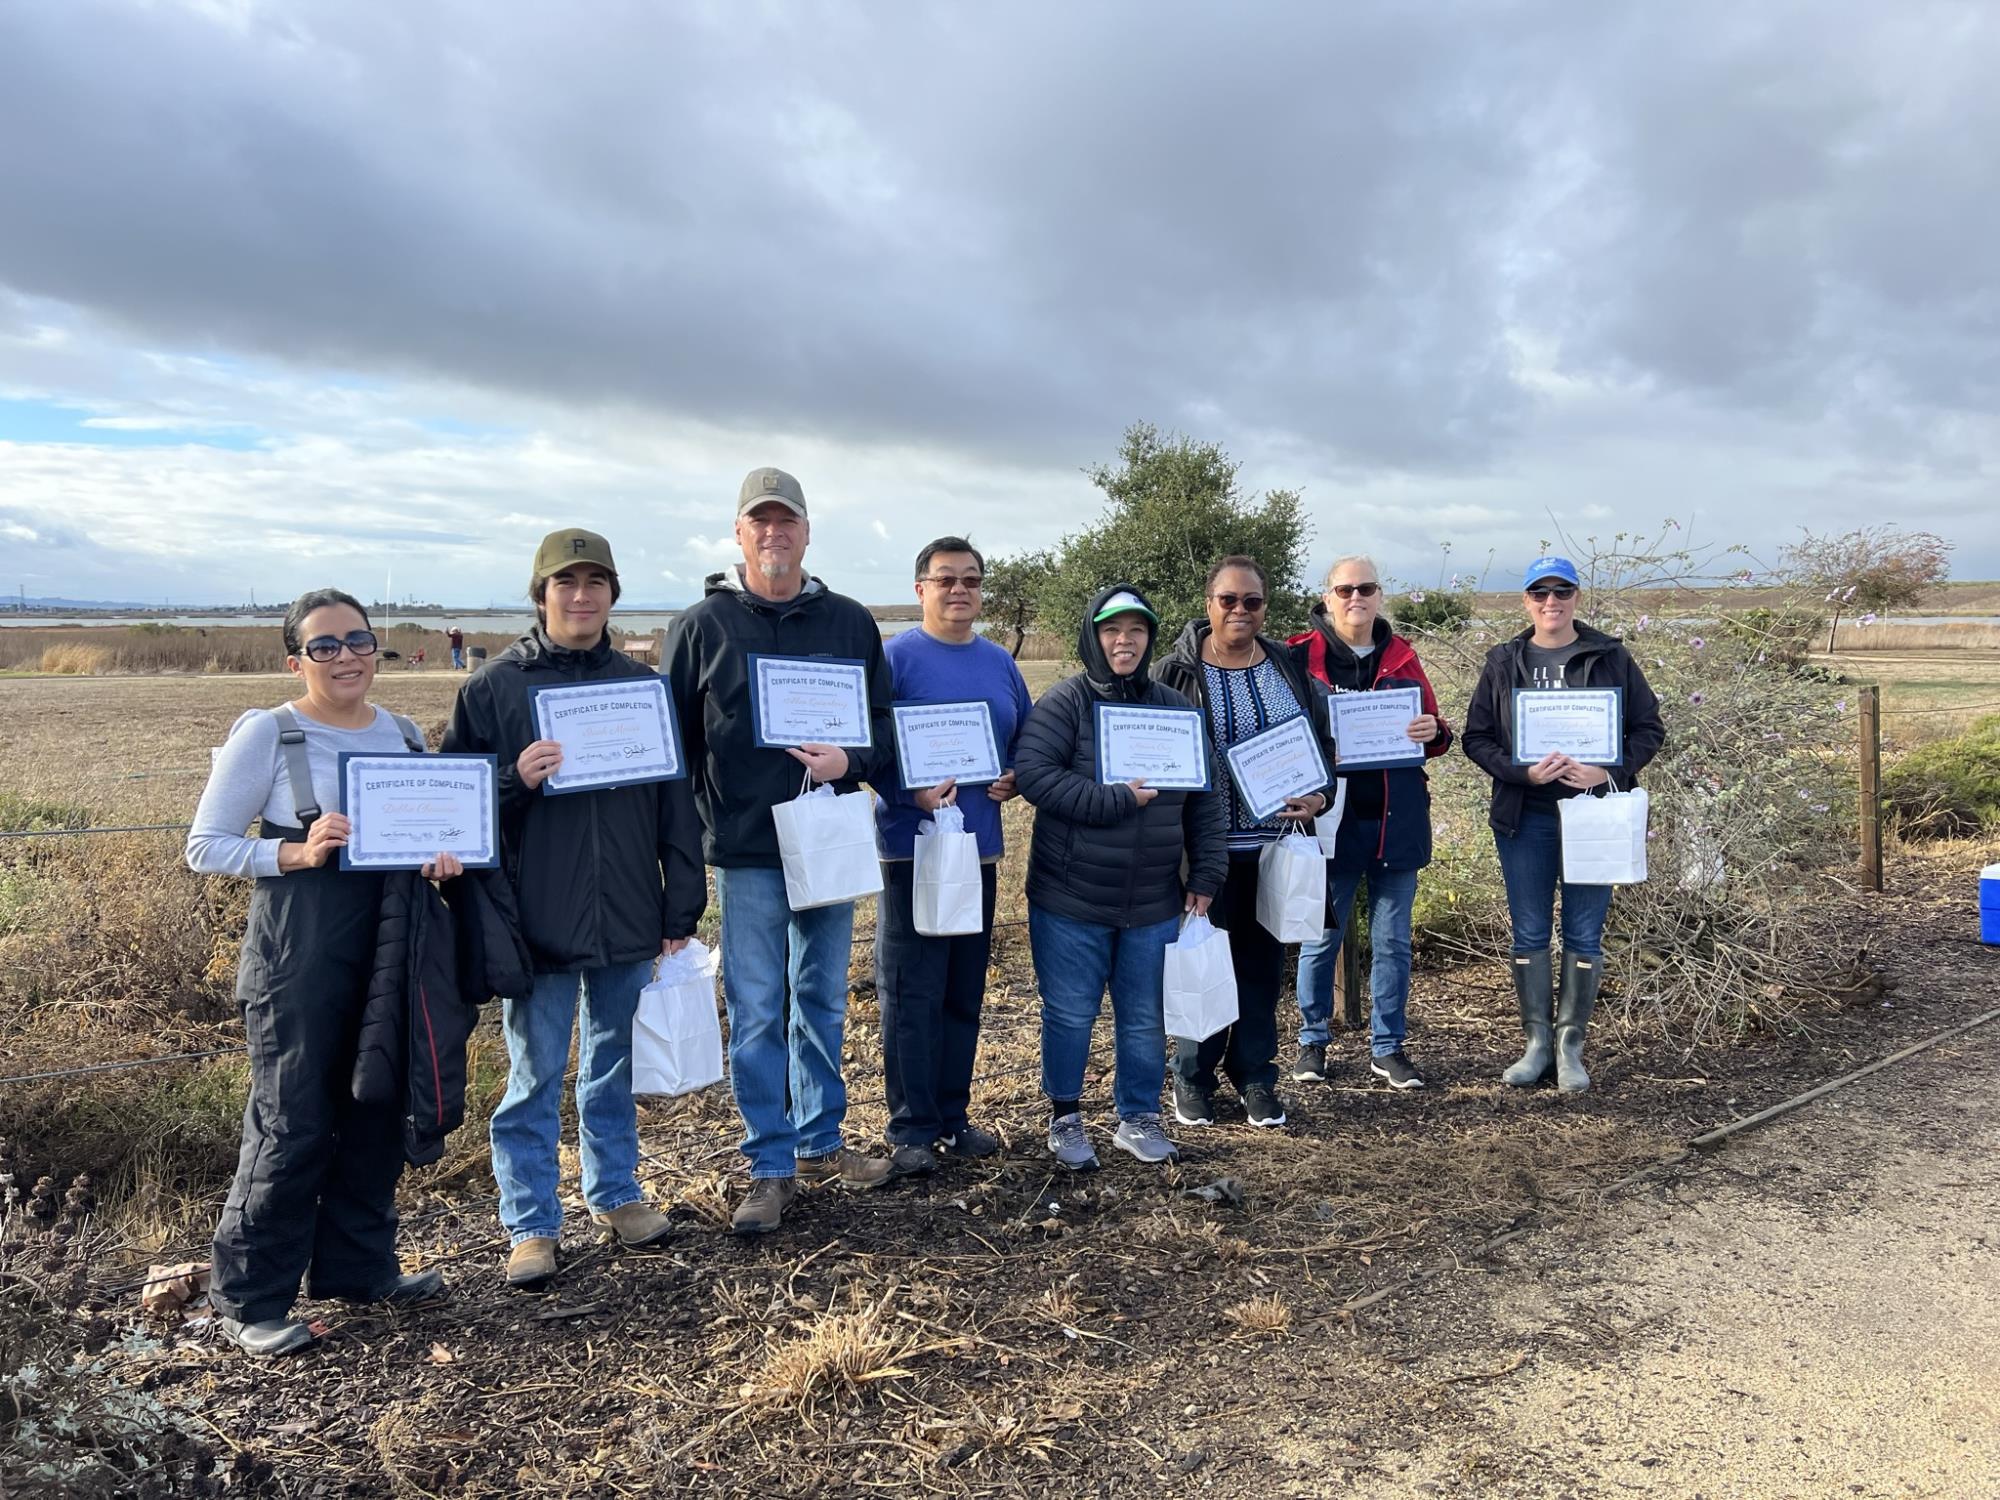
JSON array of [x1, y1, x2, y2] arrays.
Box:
[[737, 466, 807, 517], [532, 528, 619, 580], [1091, 589, 1158, 626]]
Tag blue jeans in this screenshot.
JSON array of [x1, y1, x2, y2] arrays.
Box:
[[450, 646, 465, 669], [1493, 806, 1613, 957], [1030, 905, 1177, 1120], [490, 959, 651, 1246], [715, 865, 856, 1179], [1296, 864, 1421, 1055]]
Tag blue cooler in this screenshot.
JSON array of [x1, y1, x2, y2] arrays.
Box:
[[1983, 863, 2000, 946]]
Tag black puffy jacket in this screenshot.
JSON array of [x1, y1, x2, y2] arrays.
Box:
[[662, 569, 896, 868], [1016, 584, 1228, 929], [441, 627, 706, 972]]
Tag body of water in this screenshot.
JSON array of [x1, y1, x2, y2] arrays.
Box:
[[0, 611, 940, 635]]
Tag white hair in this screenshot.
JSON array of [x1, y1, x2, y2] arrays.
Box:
[[1321, 554, 1380, 591]]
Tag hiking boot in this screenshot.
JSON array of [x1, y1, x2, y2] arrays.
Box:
[[505, 1237, 558, 1290], [1172, 1077, 1216, 1127], [797, 1148, 895, 1190], [1047, 1112, 1099, 1172], [592, 1200, 674, 1247], [1243, 1084, 1287, 1128], [731, 1177, 797, 1235], [936, 1124, 1001, 1159], [1292, 1043, 1330, 1083], [1370, 1051, 1427, 1091], [1555, 954, 1603, 1094], [888, 1142, 937, 1178], [369, 1268, 447, 1306], [1502, 949, 1555, 1088], [1112, 1114, 1181, 1165], [218, 1316, 314, 1357]]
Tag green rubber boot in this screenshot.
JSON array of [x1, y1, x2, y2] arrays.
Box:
[[1555, 954, 1603, 1094], [1501, 950, 1555, 1087]]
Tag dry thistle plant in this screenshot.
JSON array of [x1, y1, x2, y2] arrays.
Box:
[[1222, 1293, 1292, 1337]]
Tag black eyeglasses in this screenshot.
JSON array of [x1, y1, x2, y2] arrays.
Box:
[[1209, 593, 1266, 613], [1330, 582, 1381, 599], [920, 574, 984, 592], [300, 630, 380, 663], [1526, 586, 1578, 602]]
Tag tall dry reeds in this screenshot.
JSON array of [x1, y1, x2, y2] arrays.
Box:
[[37, 644, 112, 674], [1828, 619, 2000, 651], [0, 624, 524, 674]]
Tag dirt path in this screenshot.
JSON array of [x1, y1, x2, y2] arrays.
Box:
[[1325, 1013, 2000, 1499]]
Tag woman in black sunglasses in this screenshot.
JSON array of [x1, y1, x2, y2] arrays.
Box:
[[1460, 557, 1665, 1094], [186, 588, 460, 1354]]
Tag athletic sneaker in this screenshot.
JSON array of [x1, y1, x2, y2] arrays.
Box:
[[1047, 1113, 1099, 1172], [1370, 1050, 1427, 1090], [1112, 1114, 1181, 1165], [1172, 1077, 1216, 1127], [936, 1124, 1001, 1159], [1292, 1043, 1329, 1083], [1243, 1083, 1288, 1128]]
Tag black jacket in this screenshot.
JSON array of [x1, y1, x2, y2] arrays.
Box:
[[442, 866, 534, 1005], [351, 873, 477, 1168], [1460, 623, 1667, 837], [662, 569, 896, 868], [441, 627, 706, 972], [1016, 585, 1228, 928]]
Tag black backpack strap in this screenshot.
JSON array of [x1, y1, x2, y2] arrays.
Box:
[[267, 704, 321, 825], [389, 712, 428, 753]]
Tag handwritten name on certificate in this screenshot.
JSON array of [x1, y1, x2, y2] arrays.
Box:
[[893, 701, 1003, 789], [749, 655, 874, 748], [1329, 686, 1425, 768], [1224, 714, 1330, 821], [530, 679, 685, 795], [1512, 687, 1624, 766], [337, 752, 498, 870], [1093, 704, 1211, 791]]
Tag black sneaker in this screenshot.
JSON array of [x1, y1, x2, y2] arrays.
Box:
[[1292, 1043, 1329, 1083], [1172, 1078, 1216, 1127], [1243, 1084, 1288, 1128], [936, 1124, 1001, 1159], [888, 1142, 936, 1177], [1370, 1051, 1427, 1091]]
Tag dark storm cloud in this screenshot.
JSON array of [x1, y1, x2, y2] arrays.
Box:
[[0, 0, 1994, 478]]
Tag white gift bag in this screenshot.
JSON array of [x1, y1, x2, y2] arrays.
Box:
[[1163, 913, 1239, 1042], [772, 780, 885, 911], [1559, 786, 1650, 886], [632, 940, 724, 1096], [1313, 779, 1349, 860], [913, 802, 984, 936], [1257, 829, 1327, 943]]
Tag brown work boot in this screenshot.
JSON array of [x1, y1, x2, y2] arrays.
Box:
[[730, 1177, 797, 1236], [505, 1236, 557, 1290], [591, 1200, 673, 1248], [797, 1147, 894, 1190]]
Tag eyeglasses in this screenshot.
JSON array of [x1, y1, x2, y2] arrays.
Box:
[[1209, 593, 1266, 613], [920, 574, 984, 592], [1330, 582, 1381, 599], [300, 630, 379, 663], [1526, 585, 1578, 602]]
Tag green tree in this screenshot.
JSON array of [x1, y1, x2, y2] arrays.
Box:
[[1036, 423, 1312, 651], [980, 548, 1055, 658]]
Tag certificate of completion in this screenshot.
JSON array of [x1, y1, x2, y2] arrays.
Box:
[[1224, 714, 1330, 821], [530, 679, 685, 795], [1329, 686, 1425, 768], [1513, 687, 1624, 766], [892, 701, 1003, 789], [1093, 704, 1211, 791], [337, 753, 499, 870], [749, 655, 873, 748]]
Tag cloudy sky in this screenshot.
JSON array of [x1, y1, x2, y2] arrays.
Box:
[[2, 0, 1996, 609]]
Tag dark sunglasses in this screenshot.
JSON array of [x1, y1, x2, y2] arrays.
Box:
[[920, 574, 984, 591], [1330, 582, 1381, 599], [1526, 585, 1578, 602], [300, 630, 380, 663], [1209, 592, 1266, 613]]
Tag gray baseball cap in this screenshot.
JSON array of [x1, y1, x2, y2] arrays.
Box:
[[737, 466, 807, 517]]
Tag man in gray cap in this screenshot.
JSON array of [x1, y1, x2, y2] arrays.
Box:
[[663, 468, 897, 1233]]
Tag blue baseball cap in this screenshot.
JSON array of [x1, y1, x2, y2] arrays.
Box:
[[1521, 555, 1580, 590]]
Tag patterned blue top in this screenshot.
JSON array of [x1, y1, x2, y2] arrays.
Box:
[[1200, 656, 1306, 850]]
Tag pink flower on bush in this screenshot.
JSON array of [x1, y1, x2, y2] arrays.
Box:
[[1690, 636, 1706, 650], [1410, 591, 1427, 603], [1859, 612, 1877, 626], [1689, 691, 1706, 705]]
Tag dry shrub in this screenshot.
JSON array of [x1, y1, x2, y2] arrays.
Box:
[[38, 644, 111, 675], [738, 1295, 923, 1409], [1221, 1293, 1291, 1337]]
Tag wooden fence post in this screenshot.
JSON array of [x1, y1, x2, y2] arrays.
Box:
[[1859, 684, 1883, 893]]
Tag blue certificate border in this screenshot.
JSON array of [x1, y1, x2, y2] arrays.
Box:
[[1512, 686, 1625, 766], [335, 751, 498, 871], [748, 654, 874, 749], [1092, 703, 1212, 792], [1224, 713, 1331, 821], [1329, 686, 1427, 769], [892, 700, 1003, 790], [528, 678, 687, 795]]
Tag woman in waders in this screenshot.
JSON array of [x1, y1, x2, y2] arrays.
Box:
[[187, 589, 461, 1355]]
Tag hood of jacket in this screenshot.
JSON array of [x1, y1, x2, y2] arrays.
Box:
[[1077, 582, 1159, 701], [703, 566, 829, 613], [495, 624, 619, 672], [1306, 602, 1391, 657]]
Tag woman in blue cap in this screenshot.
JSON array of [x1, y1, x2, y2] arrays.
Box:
[[1460, 557, 1665, 1092]]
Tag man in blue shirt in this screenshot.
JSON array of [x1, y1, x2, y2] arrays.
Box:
[[874, 536, 1035, 1175]]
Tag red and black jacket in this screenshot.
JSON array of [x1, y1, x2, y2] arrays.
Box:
[[1286, 608, 1451, 872]]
